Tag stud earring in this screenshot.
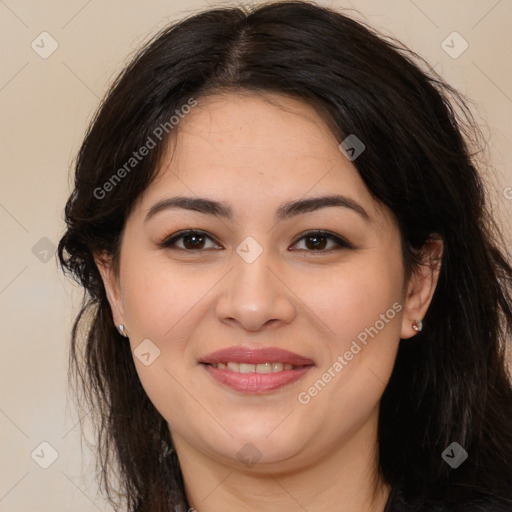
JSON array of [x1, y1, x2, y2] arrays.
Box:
[[117, 324, 128, 337], [412, 319, 423, 332]]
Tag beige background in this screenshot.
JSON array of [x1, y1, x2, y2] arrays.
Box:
[[1, 1, 511, 511]]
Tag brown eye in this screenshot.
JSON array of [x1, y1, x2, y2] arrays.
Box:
[[181, 233, 206, 249], [291, 231, 353, 252], [304, 234, 329, 250], [159, 230, 222, 251]]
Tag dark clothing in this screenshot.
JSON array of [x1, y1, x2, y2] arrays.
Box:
[[384, 483, 512, 511]]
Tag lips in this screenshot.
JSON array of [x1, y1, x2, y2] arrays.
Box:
[[200, 346, 315, 366], [200, 346, 315, 393]]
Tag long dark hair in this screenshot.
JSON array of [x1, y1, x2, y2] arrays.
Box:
[[57, 1, 512, 510]]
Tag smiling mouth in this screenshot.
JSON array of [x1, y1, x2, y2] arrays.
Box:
[[205, 361, 311, 373], [199, 346, 315, 392], [201, 362, 314, 393]]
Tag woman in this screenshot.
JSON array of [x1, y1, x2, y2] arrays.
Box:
[[57, 1, 512, 511]]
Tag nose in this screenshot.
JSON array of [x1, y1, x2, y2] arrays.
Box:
[[215, 244, 296, 332]]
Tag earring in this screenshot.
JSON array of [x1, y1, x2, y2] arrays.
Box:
[[412, 319, 423, 332], [117, 324, 128, 337]]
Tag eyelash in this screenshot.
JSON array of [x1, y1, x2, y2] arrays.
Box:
[[158, 229, 354, 253]]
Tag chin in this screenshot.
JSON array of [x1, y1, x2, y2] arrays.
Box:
[[211, 431, 309, 468]]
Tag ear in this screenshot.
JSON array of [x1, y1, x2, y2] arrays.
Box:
[[94, 251, 126, 329], [400, 237, 443, 339]]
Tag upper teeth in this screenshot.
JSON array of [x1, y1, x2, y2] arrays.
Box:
[[212, 362, 297, 373]]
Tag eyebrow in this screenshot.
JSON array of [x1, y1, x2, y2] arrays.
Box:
[[144, 194, 370, 224]]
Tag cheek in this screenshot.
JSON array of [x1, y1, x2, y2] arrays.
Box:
[[120, 253, 209, 341], [295, 254, 403, 417], [304, 255, 403, 351], [118, 256, 209, 426]]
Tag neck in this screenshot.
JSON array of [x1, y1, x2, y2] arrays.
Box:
[[172, 408, 391, 512]]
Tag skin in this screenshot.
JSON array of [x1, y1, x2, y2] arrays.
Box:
[[95, 92, 442, 512]]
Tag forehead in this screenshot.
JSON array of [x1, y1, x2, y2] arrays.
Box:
[[132, 92, 389, 226], [149, 92, 340, 183]]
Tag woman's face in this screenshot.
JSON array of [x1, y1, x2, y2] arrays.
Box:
[[97, 92, 432, 472]]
